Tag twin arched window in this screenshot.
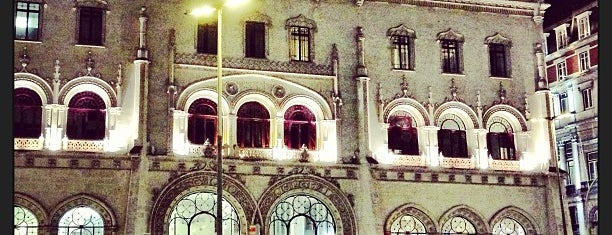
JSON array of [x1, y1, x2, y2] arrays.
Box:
[[14, 204, 106, 235], [269, 194, 335, 235], [168, 192, 240, 235]]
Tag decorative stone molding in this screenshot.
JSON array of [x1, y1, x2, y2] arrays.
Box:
[[437, 28, 464, 42], [174, 53, 334, 75], [14, 138, 44, 150], [385, 203, 438, 233], [483, 104, 528, 132], [489, 206, 540, 235], [387, 24, 416, 38], [284, 14, 317, 32], [49, 194, 118, 235], [439, 205, 489, 234], [369, 0, 548, 17], [65, 140, 105, 153], [485, 33, 512, 47]]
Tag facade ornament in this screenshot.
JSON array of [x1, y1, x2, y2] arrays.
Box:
[[114, 64, 123, 106], [81, 51, 101, 78], [396, 75, 410, 98], [496, 82, 508, 104], [355, 0, 364, 7], [19, 47, 30, 73], [138, 6, 149, 59], [534, 43, 548, 90], [524, 92, 530, 119], [53, 60, 61, 84], [444, 78, 463, 102]]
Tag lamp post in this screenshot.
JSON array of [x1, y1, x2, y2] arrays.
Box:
[[189, 1, 247, 233]]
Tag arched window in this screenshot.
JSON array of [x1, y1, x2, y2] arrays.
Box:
[[269, 195, 335, 235], [14, 87, 43, 138], [187, 98, 218, 145], [491, 217, 526, 235], [66, 91, 106, 140], [390, 215, 426, 234], [487, 122, 516, 160], [284, 105, 316, 150], [441, 216, 476, 234], [438, 118, 468, 158], [168, 192, 240, 235], [388, 114, 419, 155], [58, 206, 105, 235], [14, 205, 39, 235], [237, 102, 270, 148]]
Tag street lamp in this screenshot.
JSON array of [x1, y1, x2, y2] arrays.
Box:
[[189, 0, 248, 234]]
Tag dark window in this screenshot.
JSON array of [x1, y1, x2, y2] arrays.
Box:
[[197, 23, 217, 54], [387, 116, 419, 155], [569, 206, 579, 235], [14, 1, 40, 41], [441, 39, 460, 74], [245, 21, 265, 58], [14, 88, 42, 138], [437, 129, 468, 158], [284, 105, 316, 150], [560, 92, 569, 114], [582, 88, 593, 109], [489, 43, 508, 77], [391, 35, 412, 70], [564, 141, 574, 186], [237, 102, 270, 148], [187, 98, 217, 145], [486, 132, 516, 160], [66, 92, 106, 140], [78, 7, 104, 45], [289, 26, 310, 61]]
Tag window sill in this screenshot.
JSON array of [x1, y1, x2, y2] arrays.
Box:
[[441, 73, 465, 77], [14, 40, 42, 44], [392, 68, 415, 73], [75, 44, 106, 49], [489, 76, 512, 80]]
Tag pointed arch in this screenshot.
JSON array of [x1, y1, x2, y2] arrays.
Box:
[[437, 28, 464, 42], [14, 192, 49, 227], [439, 204, 489, 234], [259, 174, 357, 235], [485, 33, 512, 47], [384, 203, 437, 234], [489, 206, 540, 235], [49, 193, 118, 235], [149, 171, 259, 235]]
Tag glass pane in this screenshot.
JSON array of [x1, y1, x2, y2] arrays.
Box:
[[14, 206, 39, 235]]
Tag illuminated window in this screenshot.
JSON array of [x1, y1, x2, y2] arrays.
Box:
[[14, 88, 43, 138], [576, 12, 592, 40], [390, 215, 426, 234], [58, 206, 104, 235], [14, 1, 40, 41], [66, 91, 106, 140], [554, 25, 569, 50], [289, 26, 310, 61], [491, 217, 526, 235], [441, 216, 476, 234], [187, 98, 217, 145], [269, 195, 335, 235], [556, 61, 567, 80], [579, 51, 590, 72], [168, 192, 240, 235], [284, 105, 316, 150], [14, 205, 39, 235], [237, 102, 270, 148]]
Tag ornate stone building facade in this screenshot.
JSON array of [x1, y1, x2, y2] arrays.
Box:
[[14, 0, 568, 234]]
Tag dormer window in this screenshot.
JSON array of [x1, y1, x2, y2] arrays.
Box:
[[554, 24, 569, 50], [576, 11, 592, 40]]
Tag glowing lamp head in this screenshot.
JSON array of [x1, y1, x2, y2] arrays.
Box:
[[189, 6, 216, 17]]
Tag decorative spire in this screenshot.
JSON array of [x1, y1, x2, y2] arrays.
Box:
[[53, 60, 61, 83], [85, 51, 95, 76], [476, 90, 481, 108], [497, 82, 507, 104], [400, 75, 408, 97], [19, 47, 30, 73]]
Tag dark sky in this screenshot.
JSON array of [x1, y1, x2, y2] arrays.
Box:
[[544, 0, 595, 27]]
